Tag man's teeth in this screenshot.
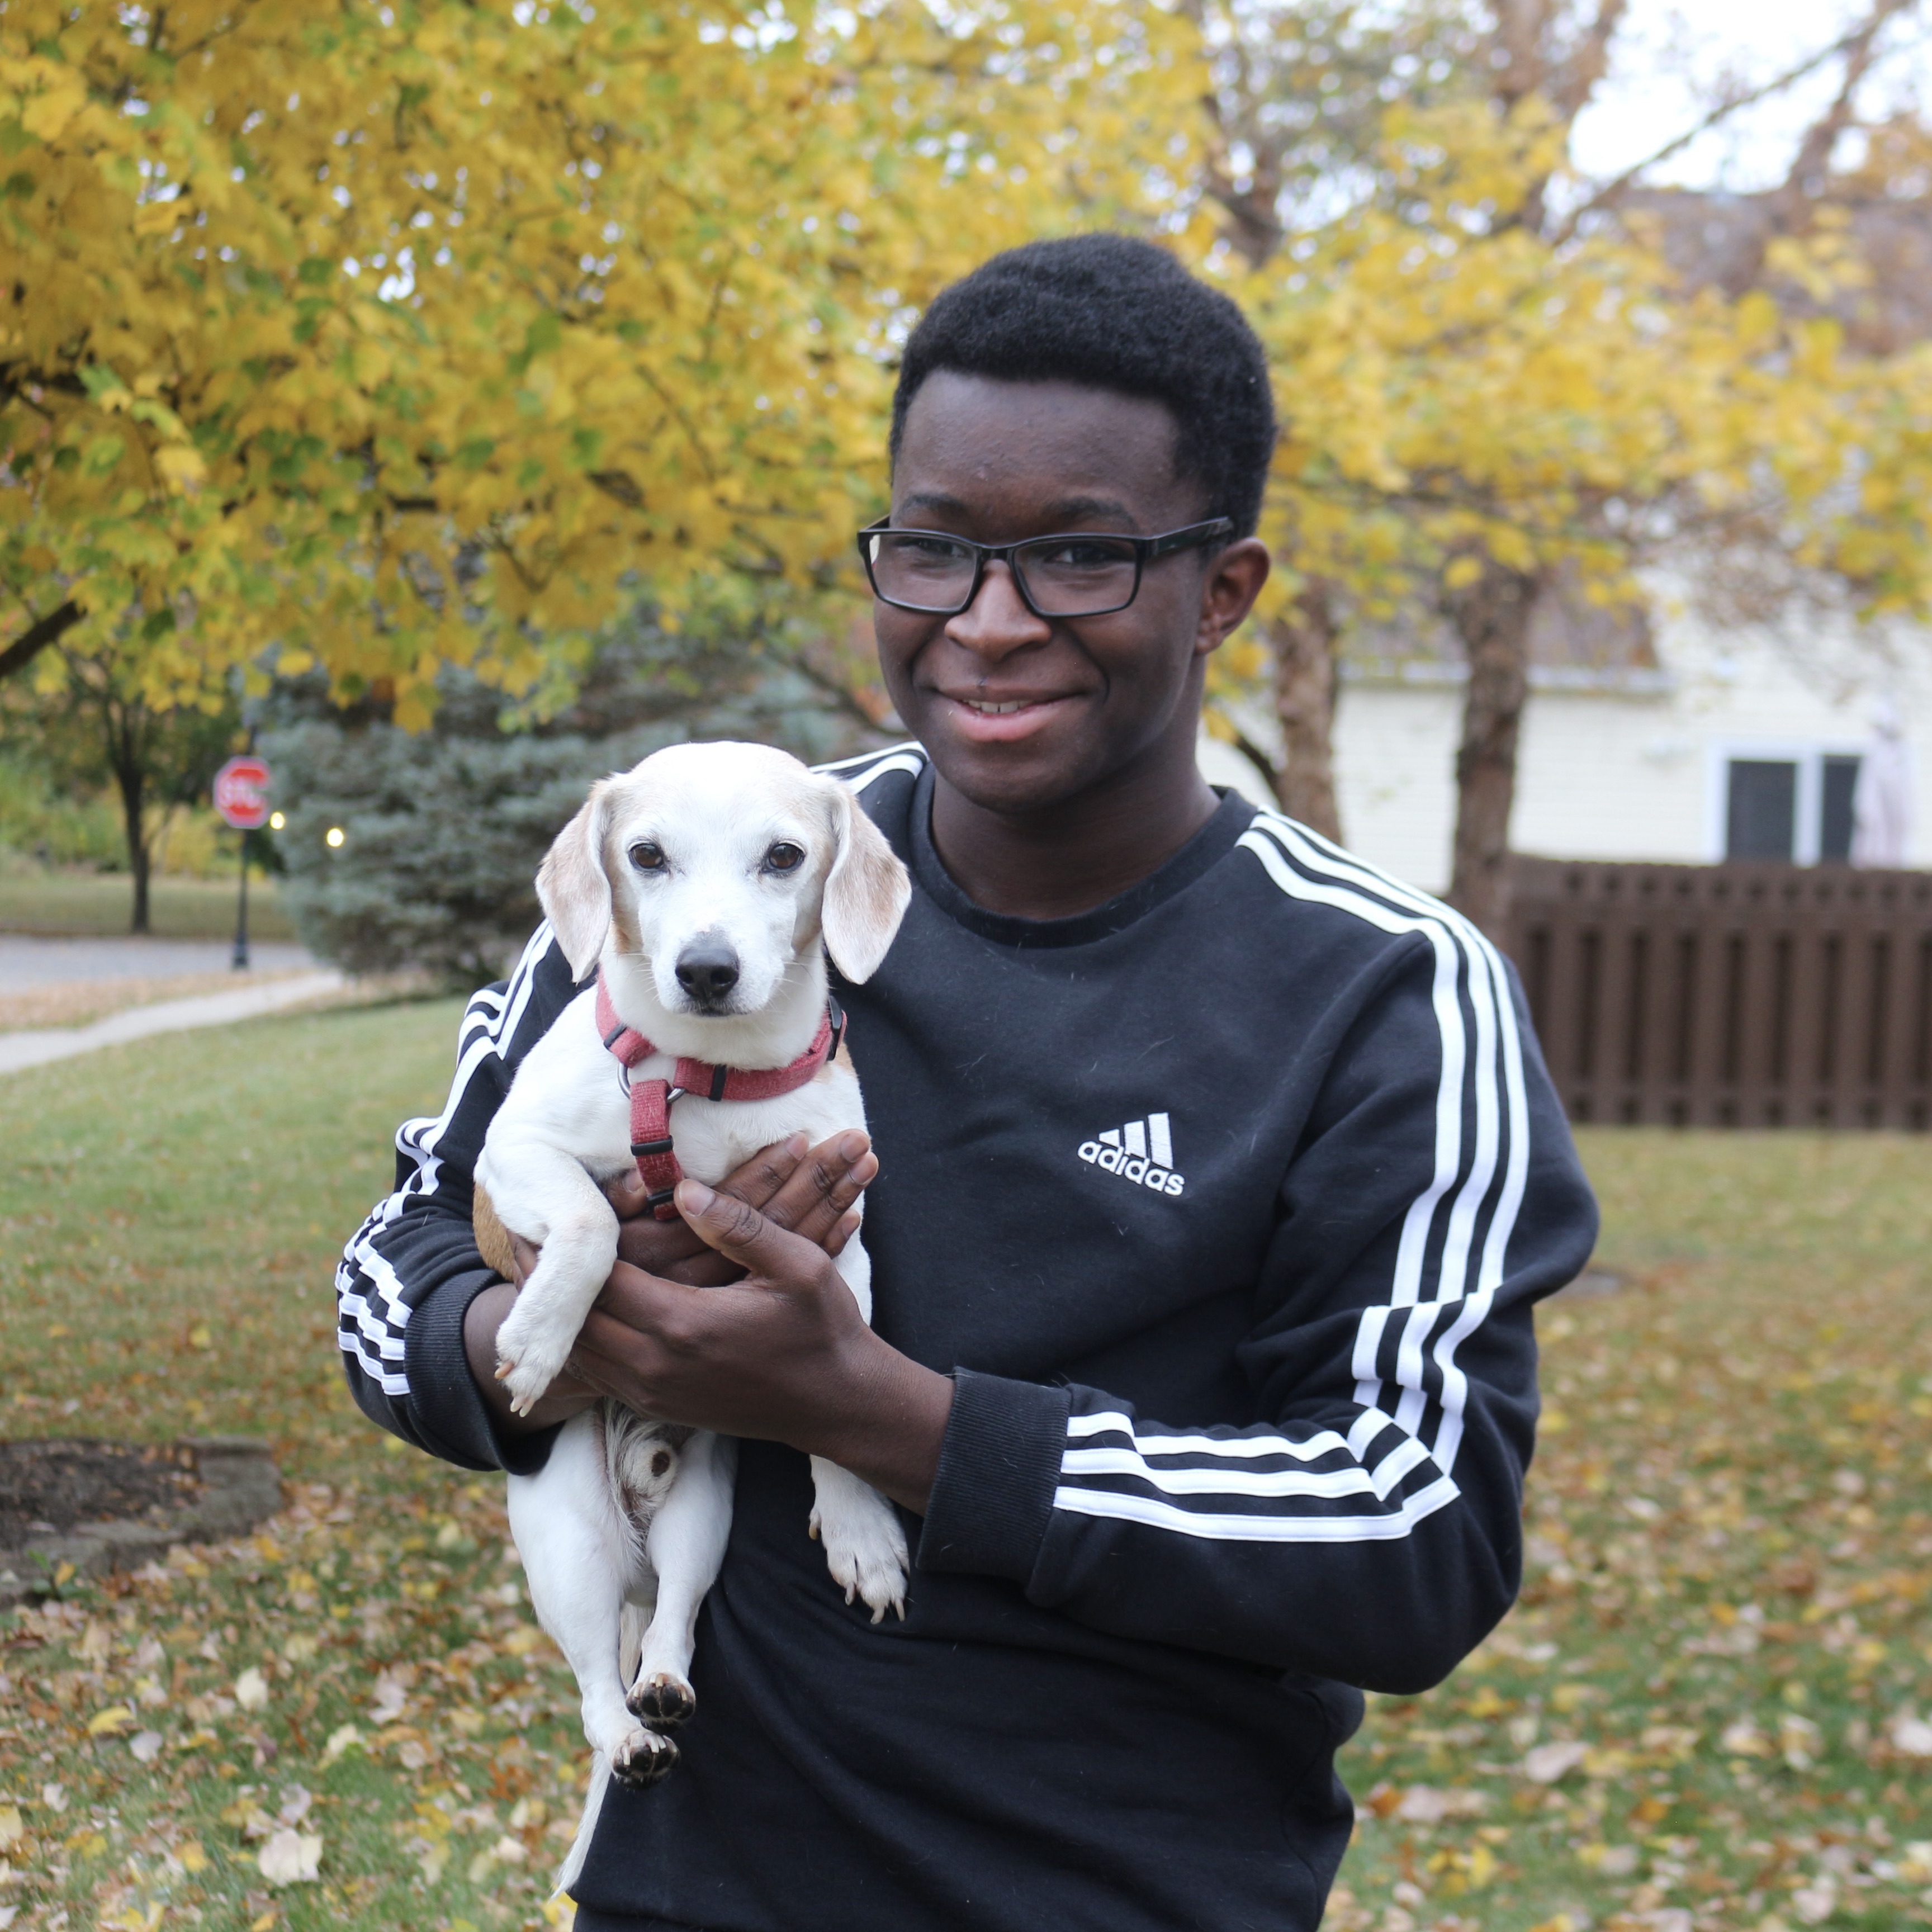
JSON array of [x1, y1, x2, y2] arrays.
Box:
[[965, 699, 1032, 714]]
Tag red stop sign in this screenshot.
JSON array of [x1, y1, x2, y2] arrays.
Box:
[[214, 755, 272, 830]]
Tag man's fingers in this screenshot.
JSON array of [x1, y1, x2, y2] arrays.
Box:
[[719, 1133, 809, 1211], [602, 1168, 652, 1219], [765, 1132, 877, 1245], [823, 1208, 863, 1259], [508, 1233, 540, 1288], [675, 1179, 821, 1277]]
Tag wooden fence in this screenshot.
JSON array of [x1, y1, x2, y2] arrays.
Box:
[[1505, 858, 1932, 1129]]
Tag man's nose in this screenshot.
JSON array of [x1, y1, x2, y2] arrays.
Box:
[[946, 560, 1052, 659], [674, 934, 741, 1006]]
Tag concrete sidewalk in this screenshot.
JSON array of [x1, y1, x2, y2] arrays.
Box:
[[0, 934, 317, 989], [0, 970, 347, 1075]]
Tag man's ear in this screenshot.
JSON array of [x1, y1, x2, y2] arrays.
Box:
[[820, 778, 911, 984], [536, 780, 615, 980]]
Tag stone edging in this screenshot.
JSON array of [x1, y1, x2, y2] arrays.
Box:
[[0, 1437, 283, 1607]]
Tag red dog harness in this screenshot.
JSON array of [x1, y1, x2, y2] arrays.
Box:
[[594, 970, 846, 1219]]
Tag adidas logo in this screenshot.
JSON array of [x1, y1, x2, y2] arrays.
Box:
[[1077, 1112, 1185, 1197]]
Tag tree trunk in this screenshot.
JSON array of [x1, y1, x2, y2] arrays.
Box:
[[1444, 558, 1540, 943], [1263, 584, 1344, 843], [108, 716, 151, 935]]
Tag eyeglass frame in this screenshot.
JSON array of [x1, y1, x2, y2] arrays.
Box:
[[855, 516, 1237, 619]]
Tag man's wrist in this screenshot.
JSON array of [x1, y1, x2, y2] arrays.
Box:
[[462, 1281, 597, 1436], [795, 1335, 955, 1516]]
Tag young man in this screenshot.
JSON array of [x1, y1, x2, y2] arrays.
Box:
[[338, 234, 1597, 1931]]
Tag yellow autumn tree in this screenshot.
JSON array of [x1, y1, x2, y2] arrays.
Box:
[[1, 0, 1203, 723], [1186, 0, 1932, 935]]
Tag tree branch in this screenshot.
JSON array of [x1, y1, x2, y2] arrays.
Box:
[[1552, 5, 1915, 244], [0, 600, 84, 683]]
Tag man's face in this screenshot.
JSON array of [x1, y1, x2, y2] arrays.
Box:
[[876, 372, 1242, 817]]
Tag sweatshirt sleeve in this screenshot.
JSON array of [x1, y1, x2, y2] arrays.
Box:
[[916, 923, 1598, 1696], [334, 923, 580, 1474]]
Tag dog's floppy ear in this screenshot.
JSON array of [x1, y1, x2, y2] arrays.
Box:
[[537, 780, 616, 981], [820, 777, 911, 984]]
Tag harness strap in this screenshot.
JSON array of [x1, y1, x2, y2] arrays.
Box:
[[593, 972, 845, 1221]]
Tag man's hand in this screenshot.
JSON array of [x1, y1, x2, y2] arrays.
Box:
[[569, 1180, 954, 1515], [463, 1131, 877, 1435]]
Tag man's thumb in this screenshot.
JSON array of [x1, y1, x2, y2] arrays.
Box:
[[676, 1177, 785, 1266]]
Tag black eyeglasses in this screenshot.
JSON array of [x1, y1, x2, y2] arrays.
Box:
[[855, 517, 1235, 619]]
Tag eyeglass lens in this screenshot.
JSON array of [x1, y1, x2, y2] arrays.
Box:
[[867, 532, 1141, 616]]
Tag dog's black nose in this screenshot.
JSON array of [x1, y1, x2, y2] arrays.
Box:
[[675, 938, 740, 1006]]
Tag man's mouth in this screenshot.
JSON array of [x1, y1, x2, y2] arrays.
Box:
[[963, 699, 1036, 716]]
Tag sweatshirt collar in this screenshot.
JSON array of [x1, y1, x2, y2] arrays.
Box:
[[906, 763, 1255, 951]]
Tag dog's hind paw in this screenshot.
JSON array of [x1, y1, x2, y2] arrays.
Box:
[[626, 1671, 696, 1729], [608, 1727, 678, 1788], [811, 1491, 910, 1625]]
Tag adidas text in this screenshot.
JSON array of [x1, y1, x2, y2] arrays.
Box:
[[1078, 1112, 1185, 1197]]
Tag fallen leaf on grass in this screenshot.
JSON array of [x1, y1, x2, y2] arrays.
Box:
[[321, 1721, 363, 1763], [87, 1704, 135, 1736], [0, 1805, 20, 1848], [257, 1826, 322, 1885], [1521, 1741, 1589, 1783], [1394, 1785, 1488, 1822], [234, 1666, 270, 1711], [1790, 1877, 1838, 1924], [129, 1729, 164, 1763], [1887, 1711, 1932, 1756]]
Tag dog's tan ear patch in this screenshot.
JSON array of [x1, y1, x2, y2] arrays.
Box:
[[820, 777, 911, 984], [537, 780, 615, 980]]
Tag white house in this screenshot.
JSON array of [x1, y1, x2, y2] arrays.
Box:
[[1199, 586, 1924, 895]]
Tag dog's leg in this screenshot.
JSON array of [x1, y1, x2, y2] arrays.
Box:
[[489, 1152, 620, 1414], [806, 1234, 910, 1620], [508, 1412, 679, 1802], [627, 1431, 737, 1727]]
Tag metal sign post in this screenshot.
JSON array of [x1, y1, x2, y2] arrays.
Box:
[[213, 755, 273, 972]]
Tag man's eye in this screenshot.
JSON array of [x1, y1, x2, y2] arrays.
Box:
[[764, 841, 806, 873], [629, 841, 666, 872]]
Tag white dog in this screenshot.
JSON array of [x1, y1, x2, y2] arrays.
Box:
[[472, 740, 913, 1891]]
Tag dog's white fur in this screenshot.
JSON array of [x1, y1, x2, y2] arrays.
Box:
[[475, 741, 913, 1893]]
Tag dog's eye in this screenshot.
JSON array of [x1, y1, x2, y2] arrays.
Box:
[[628, 841, 666, 872], [763, 841, 805, 874]]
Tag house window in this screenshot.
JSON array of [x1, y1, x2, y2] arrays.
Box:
[[1721, 752, 1863, 863], [1820, 755, 1862, 861], [1726, 760, 1797, 859]]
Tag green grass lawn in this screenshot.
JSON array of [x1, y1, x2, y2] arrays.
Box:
[[1, 1010, 1929, 1931], [0, 869, 295, 941]]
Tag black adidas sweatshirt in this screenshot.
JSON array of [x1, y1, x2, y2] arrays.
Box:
[[337, 745, 1597, 1932]]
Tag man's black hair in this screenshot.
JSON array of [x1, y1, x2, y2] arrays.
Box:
[[889, 233, 1277, 539]]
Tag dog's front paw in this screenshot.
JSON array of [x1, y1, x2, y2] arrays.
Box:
[[494, 1305, 572, 1415], [609, 1726, 678, 1788], [627, 1671, 697, 1729], [810, 1483, 910, 1624]]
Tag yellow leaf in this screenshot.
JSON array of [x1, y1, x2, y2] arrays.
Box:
[[154, 445, 207, 490], [179, 1838, 209, 1873], [0, 1803, 22, 1848], [88, 1704, 135, 1735], [21, 82, 84, 142]]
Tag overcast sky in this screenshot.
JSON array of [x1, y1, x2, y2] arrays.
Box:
[[1570, 0, 1931, 190]]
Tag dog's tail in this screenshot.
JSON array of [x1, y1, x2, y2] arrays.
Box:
[[553, 1751, 611, 1901]]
